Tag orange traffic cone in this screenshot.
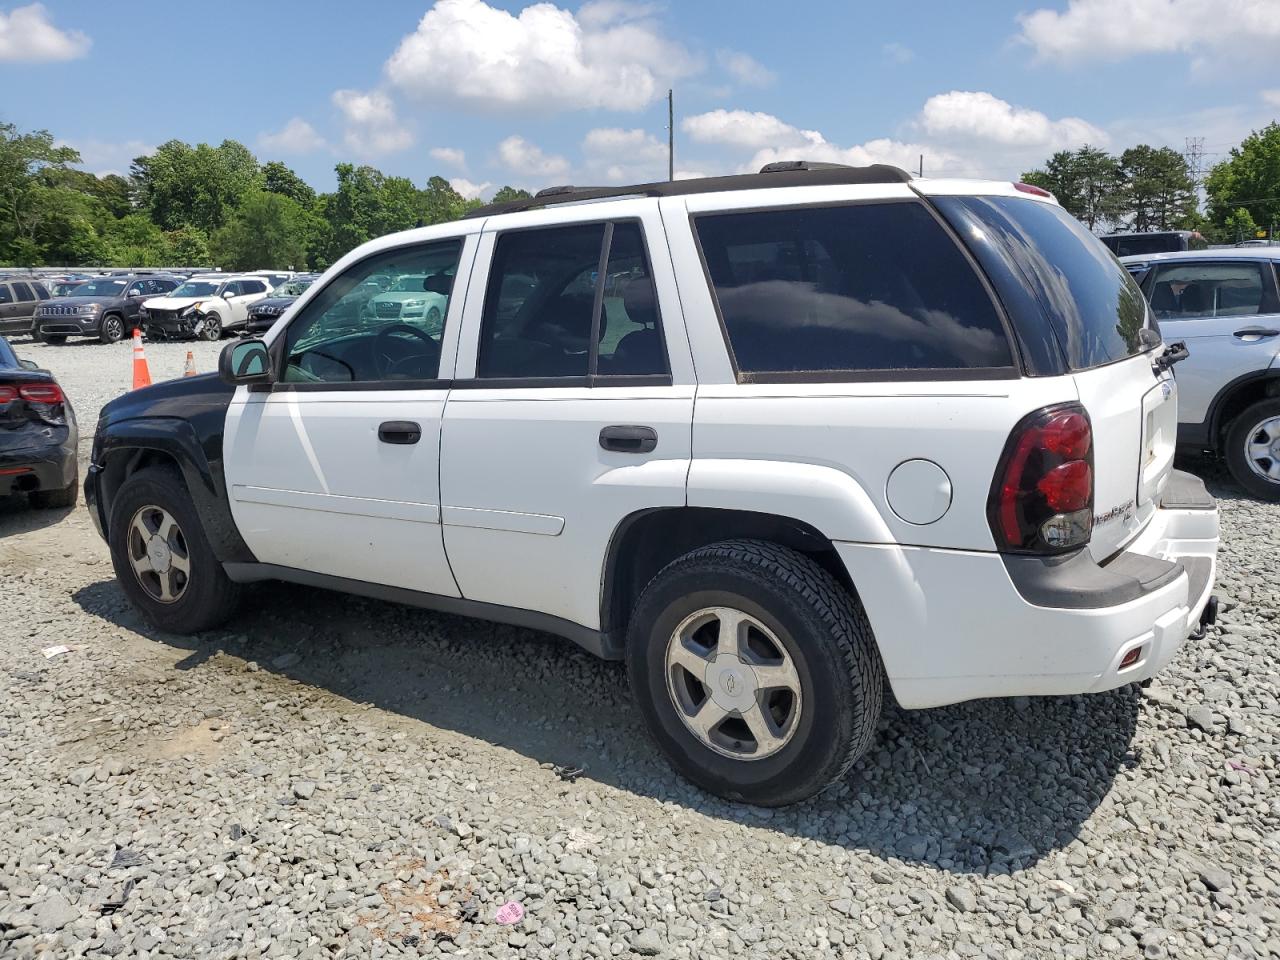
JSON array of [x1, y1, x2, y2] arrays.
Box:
[[131, 330, 152, 389], [183, 351, 197, 377]]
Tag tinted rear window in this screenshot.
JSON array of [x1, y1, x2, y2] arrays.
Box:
[[938, 196, 1150, 371], [693, 202, 1012, 377]]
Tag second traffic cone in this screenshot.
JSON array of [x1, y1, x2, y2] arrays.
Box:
[[131, 330, 152, 390], [183, 350, 197, 377]]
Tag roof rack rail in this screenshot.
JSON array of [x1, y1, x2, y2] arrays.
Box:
[[464, 162, 912, 219]]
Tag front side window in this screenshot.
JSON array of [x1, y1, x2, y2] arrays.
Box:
[[126, 282, 145, 297], [1148, 262, 1270, 319], [694, 202, 1012, 376], [283, 239, 462, 384], [477, 221, 667, 380]]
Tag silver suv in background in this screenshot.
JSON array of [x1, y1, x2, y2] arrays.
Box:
[[1125, 248, 1280, 499]]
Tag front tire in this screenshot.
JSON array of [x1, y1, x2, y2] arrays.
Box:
[[99, 314, 125, 344], [1224, 399, 1280, 501], [107, 465, 242, 633], [200, 313, 222, 341], [627, 539, 883, 806]]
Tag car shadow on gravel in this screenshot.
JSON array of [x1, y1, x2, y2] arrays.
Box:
[[0, 495, 78, 537], [70, 575, 1146, 876]]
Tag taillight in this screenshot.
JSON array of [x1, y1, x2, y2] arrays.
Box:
[[0, 385, 17, 403], [1013, 181, 1054, 199], [18, 383, 64, 404], [988, 403, 1094, 553]]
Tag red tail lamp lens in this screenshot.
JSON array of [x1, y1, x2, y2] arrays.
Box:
[[18, 383, 64, 404], [1037, 460, 1093, 513]]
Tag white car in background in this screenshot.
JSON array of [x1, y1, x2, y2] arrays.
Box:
[[365, 273, 451, 332], [1123, 248, 1280, 500], [140, 275, 273, 340]]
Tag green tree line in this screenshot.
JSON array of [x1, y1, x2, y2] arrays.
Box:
[[1021, 121, 1280, 242], [0, 120, 533, 270]]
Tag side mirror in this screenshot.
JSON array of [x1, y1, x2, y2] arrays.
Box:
[[219, 337, 274, 386]]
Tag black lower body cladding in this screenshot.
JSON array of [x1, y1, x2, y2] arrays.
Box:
[[0, 423, 78, 498]]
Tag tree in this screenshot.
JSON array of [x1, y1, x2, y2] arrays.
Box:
[[1021, 146, 1125, 231], [320, 163, 419, 263], [0, 121, 81, 262], [491, 185, 532, 203], [164, 225, 211, 266], [1205, 122, 1280, 239], [417, 175, 472, 224], [102, 214, 169, 266], [1118, 145, 1197, 232], [210, 190, 309, 270], [132, 139, 261, 233], [1221, 207, 1260, 244], [262, 160, 316, 206]]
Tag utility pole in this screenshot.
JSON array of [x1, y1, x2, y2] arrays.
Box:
[[918, 154, 923, 177], [667, 89, 674, 182]]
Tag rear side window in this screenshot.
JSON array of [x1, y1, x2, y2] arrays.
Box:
[[936, 196, 1150, 371], [0, 284, 11, 304], [1147, 261, 1273, 319], [693, 202, 1013, 377]]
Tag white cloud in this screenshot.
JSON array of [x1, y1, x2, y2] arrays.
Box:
[[0, 3, 89, 62], [1263, 90, 1280, 108], [63, 139, 154, 178], [497, 135, 569, 178], [716, 49, 775, 87], [332, 89, 412, 155], [674, 169, 711, 181], [384, 0, 698, 112], [258, 118, 327, 155], [882, 42, 914, 64], [430, 146, 467, 169], [682, 109, 819, 151], [582, 127, 668, 182], [1017, 0, 1280, 65], [450, 177, 491, 200], [918, 91, 1107, 150]]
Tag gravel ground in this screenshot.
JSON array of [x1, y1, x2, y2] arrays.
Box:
[[1, 335, 1278, 959]]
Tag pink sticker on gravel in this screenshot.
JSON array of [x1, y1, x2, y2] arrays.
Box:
[[495, 900, 524, 925]]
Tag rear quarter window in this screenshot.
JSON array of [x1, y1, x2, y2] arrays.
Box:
[[935, 196, 1151, 372], [693, 201, 1014, 379]]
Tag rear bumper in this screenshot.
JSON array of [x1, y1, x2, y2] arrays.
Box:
[[836, 469, 1219, 709], [0, 432, 76, 496]]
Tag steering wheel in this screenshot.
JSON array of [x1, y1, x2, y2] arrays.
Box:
[[373, 324, 437, 379]]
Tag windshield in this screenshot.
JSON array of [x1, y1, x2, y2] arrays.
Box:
[[73, 278, 128, 297], [936, 196, 1151, 371], [172, 280, 221, 298], [52, 282, 83, 296], [273, 278, 315, 297]]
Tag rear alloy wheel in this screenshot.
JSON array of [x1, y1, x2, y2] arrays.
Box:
[[99, 314, 125, 344], [200, 313, 222, 341], [1225, 399, 1280, 501], [628, 539, 884, 806], [108, 465, 241, 632]]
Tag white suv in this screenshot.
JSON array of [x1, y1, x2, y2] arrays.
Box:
[[87, 163, 1220, 805], [1122, 248, 1280, 500]]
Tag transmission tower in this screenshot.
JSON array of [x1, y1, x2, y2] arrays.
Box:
[[1184, 136, 1205, 186]]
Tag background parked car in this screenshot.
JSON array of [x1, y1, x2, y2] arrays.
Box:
[[0, 334, 77, 509], [35, 274, 180, 344], [244, 273, 320, 336], [365, 273, 450, 332], [0, 277, 50, 337], [1125, 248, 1280, 499], [140, 274, 272, 340], [1102, 230, 1207, 257]]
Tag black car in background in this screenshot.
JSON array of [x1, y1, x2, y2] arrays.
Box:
[[0, 277, 51, 337], [0, 335, 78, 509], [1100, 231, 1207, 257], [244, 274, 320, 336], [35, 274, 180, 344]]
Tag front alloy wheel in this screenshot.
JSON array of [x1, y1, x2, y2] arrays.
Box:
[[665, 606, 802, 760], [201, 313, 222, 340], [126, 505, 191, 603], [99, 314, 125, 344]]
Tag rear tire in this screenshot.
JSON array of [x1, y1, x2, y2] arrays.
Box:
[[1224, 399, 1280, 501], [30, 467, 78, 509], [627, 538, 883, 806], [107, 465, 242, 633]]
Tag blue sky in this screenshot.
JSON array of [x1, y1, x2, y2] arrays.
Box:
[[3, 0, 1279, 199]]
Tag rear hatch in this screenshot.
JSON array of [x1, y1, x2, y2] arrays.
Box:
[[930, 192, 1173, 559]]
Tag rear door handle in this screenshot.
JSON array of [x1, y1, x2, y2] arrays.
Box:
[[378, 420, 421, 444], [599, 425, 657, 453], [1234, 326, 1280, 338]]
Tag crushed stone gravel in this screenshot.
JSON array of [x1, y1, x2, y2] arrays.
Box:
[[1, 334, 1277, 959]]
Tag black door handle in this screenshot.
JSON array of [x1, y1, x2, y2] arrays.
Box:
[[378, 420, 421, 444], [599, 425, 657, 453], [1234, 326, 1280, 338]]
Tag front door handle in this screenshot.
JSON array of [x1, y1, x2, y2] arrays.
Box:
[[1234, 326, 1280, 338], [599, 425, 657, 453], [378, 420, 421, 444]]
